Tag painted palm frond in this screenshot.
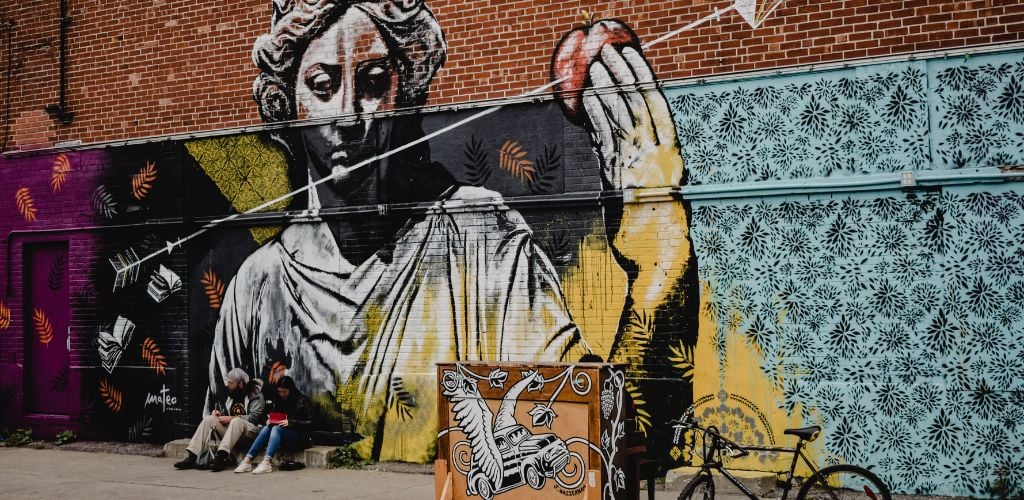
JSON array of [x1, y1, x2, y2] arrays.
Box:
[[127, 416, 154, 441], [32, 308, 53, 346], [141, 337, 168, 376], [91, 185, 118, 219], [498, 140, 536, 184], [50, 366, 70, 393], [529, 145, 561, 195], [0, 301, 10, 330], [202, 270, 225, 310], [51, 153, 71, 192], [15, 187, 37, 223], [48, 252, 66, 291], [131, 161, 157, 200], [388, 377, 417, 422], [668, 341, 695, 381], [267, 361, 286, 385], [619, 308, 655, 371], [625, 381, 652, 436], [99, 378, 123, 413], [463, 135, 492, 187]]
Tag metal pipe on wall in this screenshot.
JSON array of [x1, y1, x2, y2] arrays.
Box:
[[44, 0, 73, 124]]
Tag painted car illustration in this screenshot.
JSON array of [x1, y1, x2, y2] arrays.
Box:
[[440, 366, 594, 500], [466, 424, 570, 499]]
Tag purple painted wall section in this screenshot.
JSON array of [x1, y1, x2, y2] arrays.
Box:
[[0, 151, 107, 436]]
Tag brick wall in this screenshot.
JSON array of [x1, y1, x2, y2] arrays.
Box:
[[1, 0, 1023, 151], [2, 2, 1024, 495]]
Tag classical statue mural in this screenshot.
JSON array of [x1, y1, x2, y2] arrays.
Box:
[[205, 0, 694, 461]]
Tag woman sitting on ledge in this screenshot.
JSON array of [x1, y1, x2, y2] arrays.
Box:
[[235, 376, 313, 474]]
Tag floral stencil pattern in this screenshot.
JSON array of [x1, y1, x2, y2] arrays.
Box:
[[667, 62, 930, 184], [668, 52, 1024, 185], [690, 185, 1024, 496]]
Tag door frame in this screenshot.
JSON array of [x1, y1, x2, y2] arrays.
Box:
[[15, 238, 79, 437]]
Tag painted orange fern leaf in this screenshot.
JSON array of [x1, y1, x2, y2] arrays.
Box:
[[131, 161, 157, 200], [15, 187, 37, 222], [51, 153, 72, 192], [202, 270, 225, 310], [141, 337, 167, 376], [32, 308, 53, 346], [498, 140, 536, 184], [268, 361, 286, 385], [0, 301, 10, 330], [99, 378, 123, 413]]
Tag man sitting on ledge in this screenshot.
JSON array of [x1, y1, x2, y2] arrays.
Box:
[[174, 368, 267, 472]]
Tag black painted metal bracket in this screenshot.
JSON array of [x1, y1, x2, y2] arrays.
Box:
[[44, 0, 73, 124]]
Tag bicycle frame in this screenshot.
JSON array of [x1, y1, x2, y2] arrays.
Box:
[[685, 427, 826, 500]]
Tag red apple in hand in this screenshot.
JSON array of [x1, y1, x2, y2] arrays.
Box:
[[551, 19, 642, 125]]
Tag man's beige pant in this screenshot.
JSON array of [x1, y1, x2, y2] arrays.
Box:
[[186, 416, 258, 455]]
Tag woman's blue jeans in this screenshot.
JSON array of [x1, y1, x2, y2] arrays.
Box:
[[246, 424, 299, 460]]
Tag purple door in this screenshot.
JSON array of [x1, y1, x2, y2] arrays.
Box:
[[23, 242, 73, 416]]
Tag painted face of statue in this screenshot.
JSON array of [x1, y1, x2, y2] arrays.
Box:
[[294, 7, 400, 197]]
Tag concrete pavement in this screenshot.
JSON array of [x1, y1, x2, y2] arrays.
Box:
[[0, 447, 433, 500], [0, 447, 694, 500]]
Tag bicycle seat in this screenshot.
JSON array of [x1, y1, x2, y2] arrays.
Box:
[[784, 426, 821, 442]]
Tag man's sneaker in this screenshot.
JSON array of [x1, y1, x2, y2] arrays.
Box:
[[209, 450, 233, 472], [252, 460, 273, 475], [173, 452, 198, 470], [234, 461, 253, 473]]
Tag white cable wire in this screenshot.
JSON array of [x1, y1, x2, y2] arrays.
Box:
[[127, 2, 752, 271]]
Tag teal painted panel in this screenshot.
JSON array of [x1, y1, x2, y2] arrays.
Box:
[[666, 61, 930, 184], [667, 51, 1024, 186], [689, 186, 1024, 496], [930, 54, 1024, 170]]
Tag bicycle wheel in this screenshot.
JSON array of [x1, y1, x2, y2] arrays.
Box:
[[797, 464, 891, 500], [678, 472, 715, 500]]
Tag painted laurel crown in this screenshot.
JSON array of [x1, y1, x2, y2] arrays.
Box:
[[270, 0, 425, 24]]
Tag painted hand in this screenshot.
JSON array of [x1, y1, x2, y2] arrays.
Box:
[[583, 44, 684, 189]]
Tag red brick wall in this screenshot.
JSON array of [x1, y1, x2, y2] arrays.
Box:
[[1, 0, 1022, 152]]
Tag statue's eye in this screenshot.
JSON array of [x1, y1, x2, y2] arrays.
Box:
[[312, 73, 332, 95], [357, 59, 392, 100], [304, 64, 340, 101]]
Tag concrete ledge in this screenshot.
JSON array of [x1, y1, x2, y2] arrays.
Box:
[[164, 439, 335, 468], [665, 466, 779, 496]]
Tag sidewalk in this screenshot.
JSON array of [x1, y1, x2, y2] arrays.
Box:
[[0, 447, 433, 500], [0, 447, 695, 500]]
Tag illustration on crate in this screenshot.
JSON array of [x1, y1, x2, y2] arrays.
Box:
[[438, 364, 629, 500]]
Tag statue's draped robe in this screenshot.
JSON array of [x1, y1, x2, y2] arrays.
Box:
[[206, 187, 587, 460]]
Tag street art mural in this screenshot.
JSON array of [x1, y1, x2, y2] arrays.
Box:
[[207, 0, 694, 463], [0, 1, 1022, 496]]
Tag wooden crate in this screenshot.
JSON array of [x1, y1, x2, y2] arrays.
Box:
[[435, 362, 635, 500]]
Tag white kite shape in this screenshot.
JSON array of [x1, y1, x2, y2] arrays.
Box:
[[733, 0, 786, 28]]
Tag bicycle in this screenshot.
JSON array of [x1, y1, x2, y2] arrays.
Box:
[[670, 415, 891, 500]]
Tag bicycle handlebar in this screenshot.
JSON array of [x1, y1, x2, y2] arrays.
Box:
[[671, 417, 750, 458]]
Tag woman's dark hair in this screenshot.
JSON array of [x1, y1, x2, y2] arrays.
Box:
[[275, 375, 301, 404]]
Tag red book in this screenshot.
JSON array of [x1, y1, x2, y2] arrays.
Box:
[[268, 412, 287, 425]]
